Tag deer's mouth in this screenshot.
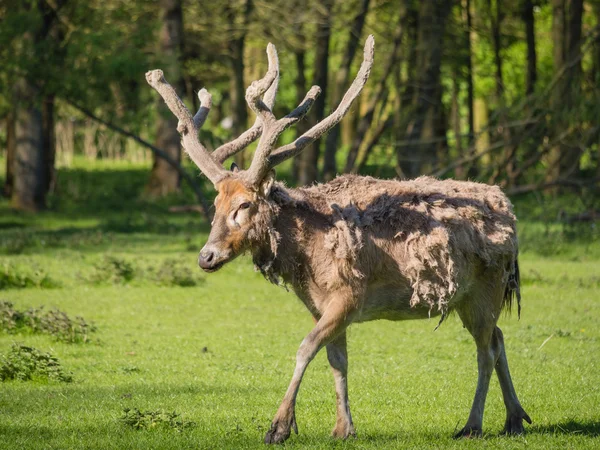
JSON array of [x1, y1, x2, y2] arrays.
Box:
[[201, 261, 225, 273]]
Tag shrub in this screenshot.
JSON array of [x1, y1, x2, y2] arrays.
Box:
[[120, 408, 195, 432], [150, 258, 201, 287], [0, 262, 59, 290], [0, 301, 96, 343], [88, 256, 135, 285], [0, 343, 73, 382]]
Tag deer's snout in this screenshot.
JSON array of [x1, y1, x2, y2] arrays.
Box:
[[198, 245, 227, 272], [198, 249, 214, 267]]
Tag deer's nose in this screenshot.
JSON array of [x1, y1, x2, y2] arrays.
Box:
[[198, 249, 215, 269]]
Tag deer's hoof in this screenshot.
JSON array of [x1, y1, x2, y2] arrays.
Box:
[[501, 410, 532, 435], [264, 416, 297, 445], [331, 422, 356, 440], [453, 426, 482, 439]]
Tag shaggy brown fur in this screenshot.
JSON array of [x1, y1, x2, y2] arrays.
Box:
[[255, 175, 519, 316]]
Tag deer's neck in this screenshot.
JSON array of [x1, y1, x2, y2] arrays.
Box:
[[251, 185, 317, 288]]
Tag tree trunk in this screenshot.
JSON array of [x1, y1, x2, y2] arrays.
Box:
[[42, 95, 56, 193], [3, 113, 15, 198], [345, 6, 406, 173], [559, 0, 583, 176], [398, 0, 450, 178], [298, 0, 333, 186], [451, 74, 465, 179], [12, 80, 46, 211], [147, 0, 185, 196], [465, 0, 475, 143], [224, 0, 252, 169], [489, 0, 516, 186], [523, 0, 537, 95], [490, 0, 504, 99], [292, 20, 308, 184], [322, 0, 370, 181], [548, 0, 584, 181]]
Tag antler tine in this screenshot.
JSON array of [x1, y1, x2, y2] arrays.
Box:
[[268, 35, 375, 168], [193, 88, 212, 129], [212, 43, 280, 164], [146, 70, 227, 185], [245, 43, 278, 124], [245, 85, 321, 184]]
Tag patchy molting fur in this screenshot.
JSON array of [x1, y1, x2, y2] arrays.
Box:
[[249, 174, 520, 321]]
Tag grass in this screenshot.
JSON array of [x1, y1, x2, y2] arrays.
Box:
[[0, 158, 599, 449]]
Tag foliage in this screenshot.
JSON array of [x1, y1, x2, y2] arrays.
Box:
[[88, 256, 136, 285], [0, 261, 59, 289], [0, 343, 73, 382], [148, 258, 202, 287], [120, 408, 196, 432], [0, 301, 96, 343]]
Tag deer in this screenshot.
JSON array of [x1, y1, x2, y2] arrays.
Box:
[[146, 35, 531, 444]]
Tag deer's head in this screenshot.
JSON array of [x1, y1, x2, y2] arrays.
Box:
[[146, 36, 374, 272]]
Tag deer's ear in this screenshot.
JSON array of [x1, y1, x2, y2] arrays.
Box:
[[259, 169, 276, 197], [230, 162, 240, 173]]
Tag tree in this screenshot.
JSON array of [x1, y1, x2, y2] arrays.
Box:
[[397, 0, 451, 178], [298, 0, 334, 185], [322, 0, 371, 181], [146, 0, 185, 196], [225, 0, 253, 168], [523, 0, 537, 94], [2, 114, 15, 198], [548, 0, 584, 181], [10, 0, 65, 211]]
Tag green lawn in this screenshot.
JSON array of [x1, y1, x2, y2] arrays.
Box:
[[1, 160, 599, 449]]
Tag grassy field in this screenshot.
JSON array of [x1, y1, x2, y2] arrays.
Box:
[[1, 160, 599, 449]]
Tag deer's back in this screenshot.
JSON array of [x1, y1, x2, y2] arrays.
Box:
[[279, 175, 518, 315]]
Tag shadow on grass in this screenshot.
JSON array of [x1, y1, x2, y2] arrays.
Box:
[[529, 419, 600, 437]]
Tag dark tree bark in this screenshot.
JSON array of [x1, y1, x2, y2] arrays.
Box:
[[292, 26, 308, 184], [12, 79, 46, 211], [225, 0, 253, 168], [451, 74, 464, 179], [489, 0, 504, 99], [548, 0, 584, 181], [344, 6, 406, 173], [10, 0, 64, 210], [298, 0, 333, 186], [488, 0, 517, 186], [322, 0, 370, 181], [523, 0, 537, 94], [560, 0, 583, 176], [42, 95, 56, 193], [147, 0, 185, 196], [2, 113, 15, 198], [465, 0, 475, 143], [397, 0, 450, 178]]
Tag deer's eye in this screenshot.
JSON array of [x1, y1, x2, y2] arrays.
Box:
[[239, 202, 251, 210]]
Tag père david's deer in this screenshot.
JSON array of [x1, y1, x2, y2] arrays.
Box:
[[146, 35, 531, 444]]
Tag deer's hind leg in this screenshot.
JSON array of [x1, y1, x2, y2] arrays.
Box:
[[454, 275, 505, 438], [494, 326, 531, 434]]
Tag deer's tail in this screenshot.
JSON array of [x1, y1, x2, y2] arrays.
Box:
[[503, 258, 522, 318]]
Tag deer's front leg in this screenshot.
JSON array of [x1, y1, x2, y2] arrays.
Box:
[[326, 332, 355, 439], [264, 297, 354, 444]]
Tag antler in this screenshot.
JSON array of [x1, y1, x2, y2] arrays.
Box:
[[146, 35, 374, 188], [244, 35, 374, 185], [211, 44, 280, 164], [268, 35, 375, 168], [145, 70, 227, 185]]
